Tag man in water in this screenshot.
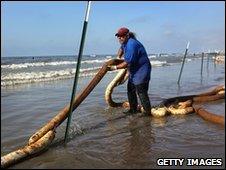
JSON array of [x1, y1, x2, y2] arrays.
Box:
[[108, 27, 152, 115]]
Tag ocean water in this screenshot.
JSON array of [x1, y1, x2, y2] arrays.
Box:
[[1, 54, 225, 169]]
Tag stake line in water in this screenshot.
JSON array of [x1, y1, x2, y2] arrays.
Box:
[[177, 41, 190, 84], [64, 1, 92, 144]]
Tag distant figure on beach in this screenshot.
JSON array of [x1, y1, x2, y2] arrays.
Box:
[[108, 27, 152, 115]]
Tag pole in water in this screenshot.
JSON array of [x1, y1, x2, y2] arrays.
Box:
[[64, 1, 92, 144], [177, 41, 190, 84], [207, 53, 209, 68], [201, 52, 204, 75]]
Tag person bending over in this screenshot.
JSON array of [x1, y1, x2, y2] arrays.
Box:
[[108, 27, 152, 115]]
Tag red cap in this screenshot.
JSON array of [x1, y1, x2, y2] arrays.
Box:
[[115, 27, 129, 37]]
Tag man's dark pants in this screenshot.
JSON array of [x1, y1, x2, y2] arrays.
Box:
[[127, 81, 151, 113]]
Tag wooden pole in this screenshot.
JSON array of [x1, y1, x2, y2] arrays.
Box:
[[177, 41, 190, 84]]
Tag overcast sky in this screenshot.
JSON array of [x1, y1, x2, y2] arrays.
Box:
[[1, 1, 225, 57]]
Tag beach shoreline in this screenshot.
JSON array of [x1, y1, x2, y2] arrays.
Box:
[[1, 56, 225, 169]]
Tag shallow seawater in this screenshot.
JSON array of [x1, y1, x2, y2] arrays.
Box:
[[1, 58, 225, 169]]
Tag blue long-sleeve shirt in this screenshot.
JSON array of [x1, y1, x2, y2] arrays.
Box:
[[121, 38, 152, 85]]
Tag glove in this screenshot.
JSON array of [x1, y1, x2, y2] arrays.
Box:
[[107, 65, 117, 71]]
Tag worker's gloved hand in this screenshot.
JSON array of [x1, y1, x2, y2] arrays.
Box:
[[107, 65, 117, 71]]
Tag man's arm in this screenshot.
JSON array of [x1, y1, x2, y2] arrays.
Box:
[[108, 60, 128, 71], [117, 48, 124, 59], [116, 61, 128, 69], [108, 48, 127, 71]]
